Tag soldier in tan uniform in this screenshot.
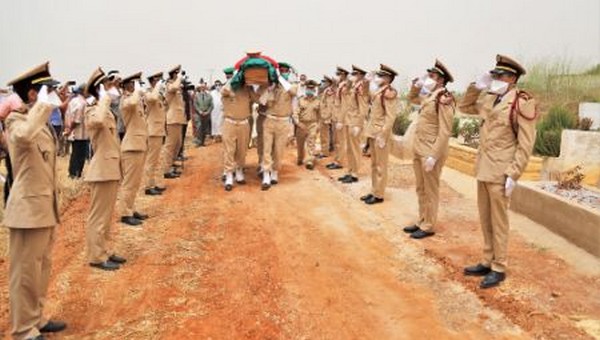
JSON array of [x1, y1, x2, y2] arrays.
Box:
[[161, 65, 185, 179], [4, 62, 67, 340], [361, 64, 399, 205], [326, 67, 350, 170], [292, 80, 321, 170], [117, 72, 149, 226], [144, 71, 167, 195], [339, 65, 370, 184], [220, 79, 254, 191], [402, 60, 455, 238], [83, 68, 127, 272], [261, 69, 298, 190], [318, 76, 335, 158], [459, 55, 538, 288]]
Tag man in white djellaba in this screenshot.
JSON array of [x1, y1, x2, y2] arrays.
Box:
[[210, 79, 224, 142]]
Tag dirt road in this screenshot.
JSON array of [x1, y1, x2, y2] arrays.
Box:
[[1, 142, 599, 339]]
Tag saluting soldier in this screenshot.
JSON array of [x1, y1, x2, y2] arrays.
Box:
[[459, 55, 538, 288], [144, 71, 167, 196], [117, 72, 149, 226], [402, 60, 455, 238], [161, 65, 186, 179], [292, 80, 321, 170], [318, 76, 335, 158], [326, 66, 350, 170], [260, 66, 298, 190], [361, 64, 399, 205], [84, 67, 127, 272], [339, 65, 370, 184], [4, 62, 67, 340]]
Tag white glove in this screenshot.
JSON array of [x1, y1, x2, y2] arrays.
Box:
[[415, 74, 427, 88], [85, 96, 96, 105], [475, 73, 493, 90], [107, 87, 121, 101], [376, 136, 386, 149], [38, 86, 62, 107], [505, 177, 516, 197], [335, 122, 344, 130], [134, 80, 142, 92], [278, 75, 292, 92], [352, 126, 361, 137], [424, 156, 436, 172], [98, 84, 108, 99]]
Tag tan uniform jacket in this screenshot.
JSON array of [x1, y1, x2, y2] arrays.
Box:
[[319, 88, 335, 123], [459, 84, 538, 183], [165, 77, 186, 125], [84, 96, 122, 182], [293, 97, 320, 124], [334, 80, 352, 124], [120, 91, 148, 152], [3, 102, 59, 228], [348, 79, 370, 127], [145, 85, 166, 137], [365, 85, 398, 140], [408, 85, 455, 160], [265, 84, 298, 117], [221, 84, 253, 120]]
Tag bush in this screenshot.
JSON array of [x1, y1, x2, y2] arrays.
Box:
[[451, 117, 460, 138], [392, 112, 412, 136], [459, 118, 481, 148], [534, 106, 578, 157], [578, 117, 594, 131]]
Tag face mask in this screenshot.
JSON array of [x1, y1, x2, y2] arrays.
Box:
[[281, 72, 290, 81], [374, 76, 384, 86], [423, 77, 437, 91], [489, 80, 509, 95], [306, 90, 316, 97], [349, 75, 357, 83]]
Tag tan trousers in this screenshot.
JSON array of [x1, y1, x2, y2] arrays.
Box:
[[333, 123, 347, 165], [87, 180, 119, 263], [297, 122, 318, 165], [477, 181, 510, 273], [9, 227, 55, 340], [145, 136, 164, 189], [262, 117, 290, 172], [256, 114, 266, 166], [118, 151, 146, 216], [162, 124, 183, 173], [346, 126, 362, 177], [413, 156, 446, 232], [320, 122, 332, 156], [369, 137, 391, 198], [222, 119, 250, 173]]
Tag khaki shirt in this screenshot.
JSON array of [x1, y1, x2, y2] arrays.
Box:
[[459, 84, 538, 184], [365, 85, 398, 140], [348, 79, 370, 127], [408, 85, 455, 160], [319, 87, 336, 123], [84, 96, 122, 182], [3, 102, 60, 228], [293, 96, 320, 124], [145, 85, 166, 137], [334, 80, 352, 124], [265, 84, 298, 118], [165, 77, 186, 125], [120, 91, 148, 152], [221, 84, 253, 120]]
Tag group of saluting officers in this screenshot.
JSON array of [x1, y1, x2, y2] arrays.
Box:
[[1, 53, 537, 339]]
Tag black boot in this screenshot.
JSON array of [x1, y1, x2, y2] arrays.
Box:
[[464, 264, 491, 276], [480, 271, 506, 288], [121, 216, 142, 226]]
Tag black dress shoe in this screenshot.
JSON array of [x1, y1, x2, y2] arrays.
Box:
[[108, 254, 127, 264], [341, 176, 358, 184], [40, 320, 67, 333], [261, 183, 271, 191], [361, 194, 374, 201], [89, 261, 120, 271], [327, 163, 342, 170], [133, 212, 149, 220], [225, 184, 233, 191], [306, 164, 314, 170], [271, 179, 278, 185], [403, 224, 420, 233], [121, 216, 142, 226], [326, 163, 335, 169], [338, 175, 350, 181], [154, 186, 166, 192], [480, 271, 506, 289], [464, 264, 492, 276], [164, 172, 178, 179], [365, 196, 384, 205], [145, 188, 162, 196], [410, 229, 435, 239]]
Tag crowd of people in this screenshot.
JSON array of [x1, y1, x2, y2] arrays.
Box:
[[0, 52, 538, 340]]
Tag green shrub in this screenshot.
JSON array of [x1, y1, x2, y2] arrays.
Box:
[[451, 117, 460, 138], [392, 113, 412, 136], [459, 118, 481, 148], [534, 106, 578, 157]]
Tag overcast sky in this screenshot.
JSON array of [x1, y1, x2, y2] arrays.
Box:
[[1, 0, 599, 90]]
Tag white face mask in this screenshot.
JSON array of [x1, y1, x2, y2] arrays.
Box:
[[349, 75, 357, 83], [423, 77, 437, 91], [374, 76, 384, 87], [489, 80, 509, 95]]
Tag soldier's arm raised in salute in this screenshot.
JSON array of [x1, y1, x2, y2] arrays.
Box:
[[458, 83, 485, 116], [6, 102, 54, 146], [85, 96, 112, 130]]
